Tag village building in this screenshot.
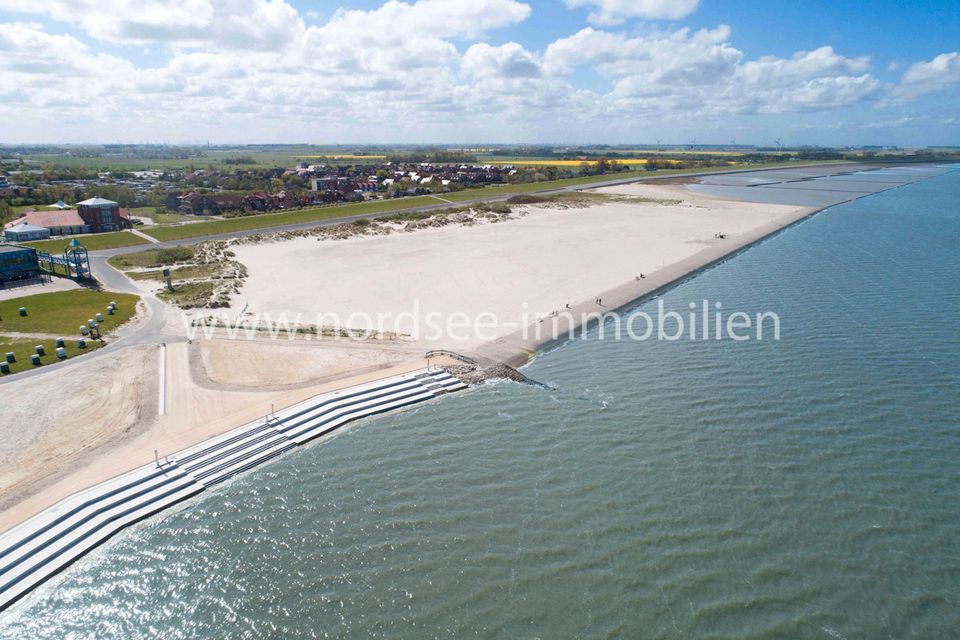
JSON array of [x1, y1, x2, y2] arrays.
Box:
[[0, 244, 40, 285], [2, 197, 131, 237], [3, 222, 51, 242], [75, 197, 132, 232]]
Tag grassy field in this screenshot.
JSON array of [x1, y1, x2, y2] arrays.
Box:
[[483, 158, 687, 168], [300, 154, 386, 160], [0, 289, 139, 335], [22, 231, 150, 253], [141, 197, 441, 241], [19, 149, 381, 171], [0, 335, 104, 375], [135, 210, 212, 225]]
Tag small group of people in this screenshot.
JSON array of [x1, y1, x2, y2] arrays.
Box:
[[714, 232, 727, 239]]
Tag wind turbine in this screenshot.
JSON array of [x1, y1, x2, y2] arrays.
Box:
[[729, 137, 737, 147], [656, 139, 663, 152], [689, 137, 697, 150], [774, 138, 783, 154]]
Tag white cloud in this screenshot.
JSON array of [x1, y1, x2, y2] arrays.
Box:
[[462, 42, 542, 78], [564, 0, 699, 25], [546, 26, 740, 83], [896, 52, 960, 99], [737, 47, 870, 86], [0, 0, 304, 51], [0, 1, 939, 142]]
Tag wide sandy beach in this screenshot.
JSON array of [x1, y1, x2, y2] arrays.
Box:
[[1, 181, 815, 529], [228, 183, 815, 356]]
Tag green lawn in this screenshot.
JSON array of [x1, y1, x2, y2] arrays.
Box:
[[142, 197, 440, 241], [0, 289, 139, 335], [440, 171, 651, 202], [0, 335, 104, 375], [22, 231, 150, 253]]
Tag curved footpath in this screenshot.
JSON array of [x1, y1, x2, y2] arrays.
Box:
[[0, 367, 466, 611]]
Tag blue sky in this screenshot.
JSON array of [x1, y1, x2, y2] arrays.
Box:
[[0, 0, 958, 145]]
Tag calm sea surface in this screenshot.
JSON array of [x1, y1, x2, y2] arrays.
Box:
[[3, 168, 959, 639]]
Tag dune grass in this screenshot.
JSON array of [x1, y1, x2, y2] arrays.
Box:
[[107, 246, 196, 270]]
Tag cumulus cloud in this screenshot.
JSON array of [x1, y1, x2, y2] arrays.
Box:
[[0, 0, 304, 51], [546, 25, 740, 83], [462, 42, 542, 79], [0, 0, 932, 141], [896, 52, 960, 99], [564, 0, 699, 24]]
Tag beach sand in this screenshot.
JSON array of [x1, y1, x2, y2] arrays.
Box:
[[1, 182, 815, 530], [228, 184, 814, 353]]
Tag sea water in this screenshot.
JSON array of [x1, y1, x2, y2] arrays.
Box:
[[2, 168, 958, 639]]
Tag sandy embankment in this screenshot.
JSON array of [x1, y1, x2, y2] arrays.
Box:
[[0, 336, 440, 530], [0, 345, 158, 513], [229, 184, 814, 358]]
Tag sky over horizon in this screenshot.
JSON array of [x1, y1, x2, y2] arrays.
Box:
[[0, 0, 958, 146]]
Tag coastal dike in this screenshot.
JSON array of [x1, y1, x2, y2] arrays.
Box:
[[476, 163, 953, 367], [0, 369, 466, 611]]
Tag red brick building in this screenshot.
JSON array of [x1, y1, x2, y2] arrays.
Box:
[[76, 197, 132, 233]]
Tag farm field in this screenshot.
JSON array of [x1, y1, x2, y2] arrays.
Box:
[[488, 158, 688, 168], [12, 148, 373, 171], [299, 154, 387, 160]]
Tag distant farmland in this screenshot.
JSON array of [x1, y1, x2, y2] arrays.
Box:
[[492, 158, 686, 167]]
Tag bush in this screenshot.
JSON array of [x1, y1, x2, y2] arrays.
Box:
[[507, 195, 549, 205], [156, 246, 195, 264], [477, 202, 512, 214]]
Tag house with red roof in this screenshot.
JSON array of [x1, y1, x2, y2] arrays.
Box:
[[3, 197, 132, 237]]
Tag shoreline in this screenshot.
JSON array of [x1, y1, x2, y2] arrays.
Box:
[[475, 202, 822, 368], [479, 164, 952, 368], [0, 162, 949, 612]]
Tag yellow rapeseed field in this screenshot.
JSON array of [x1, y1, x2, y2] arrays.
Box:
[[299, 154, 387, 159], [504, 159, 683, 166]]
